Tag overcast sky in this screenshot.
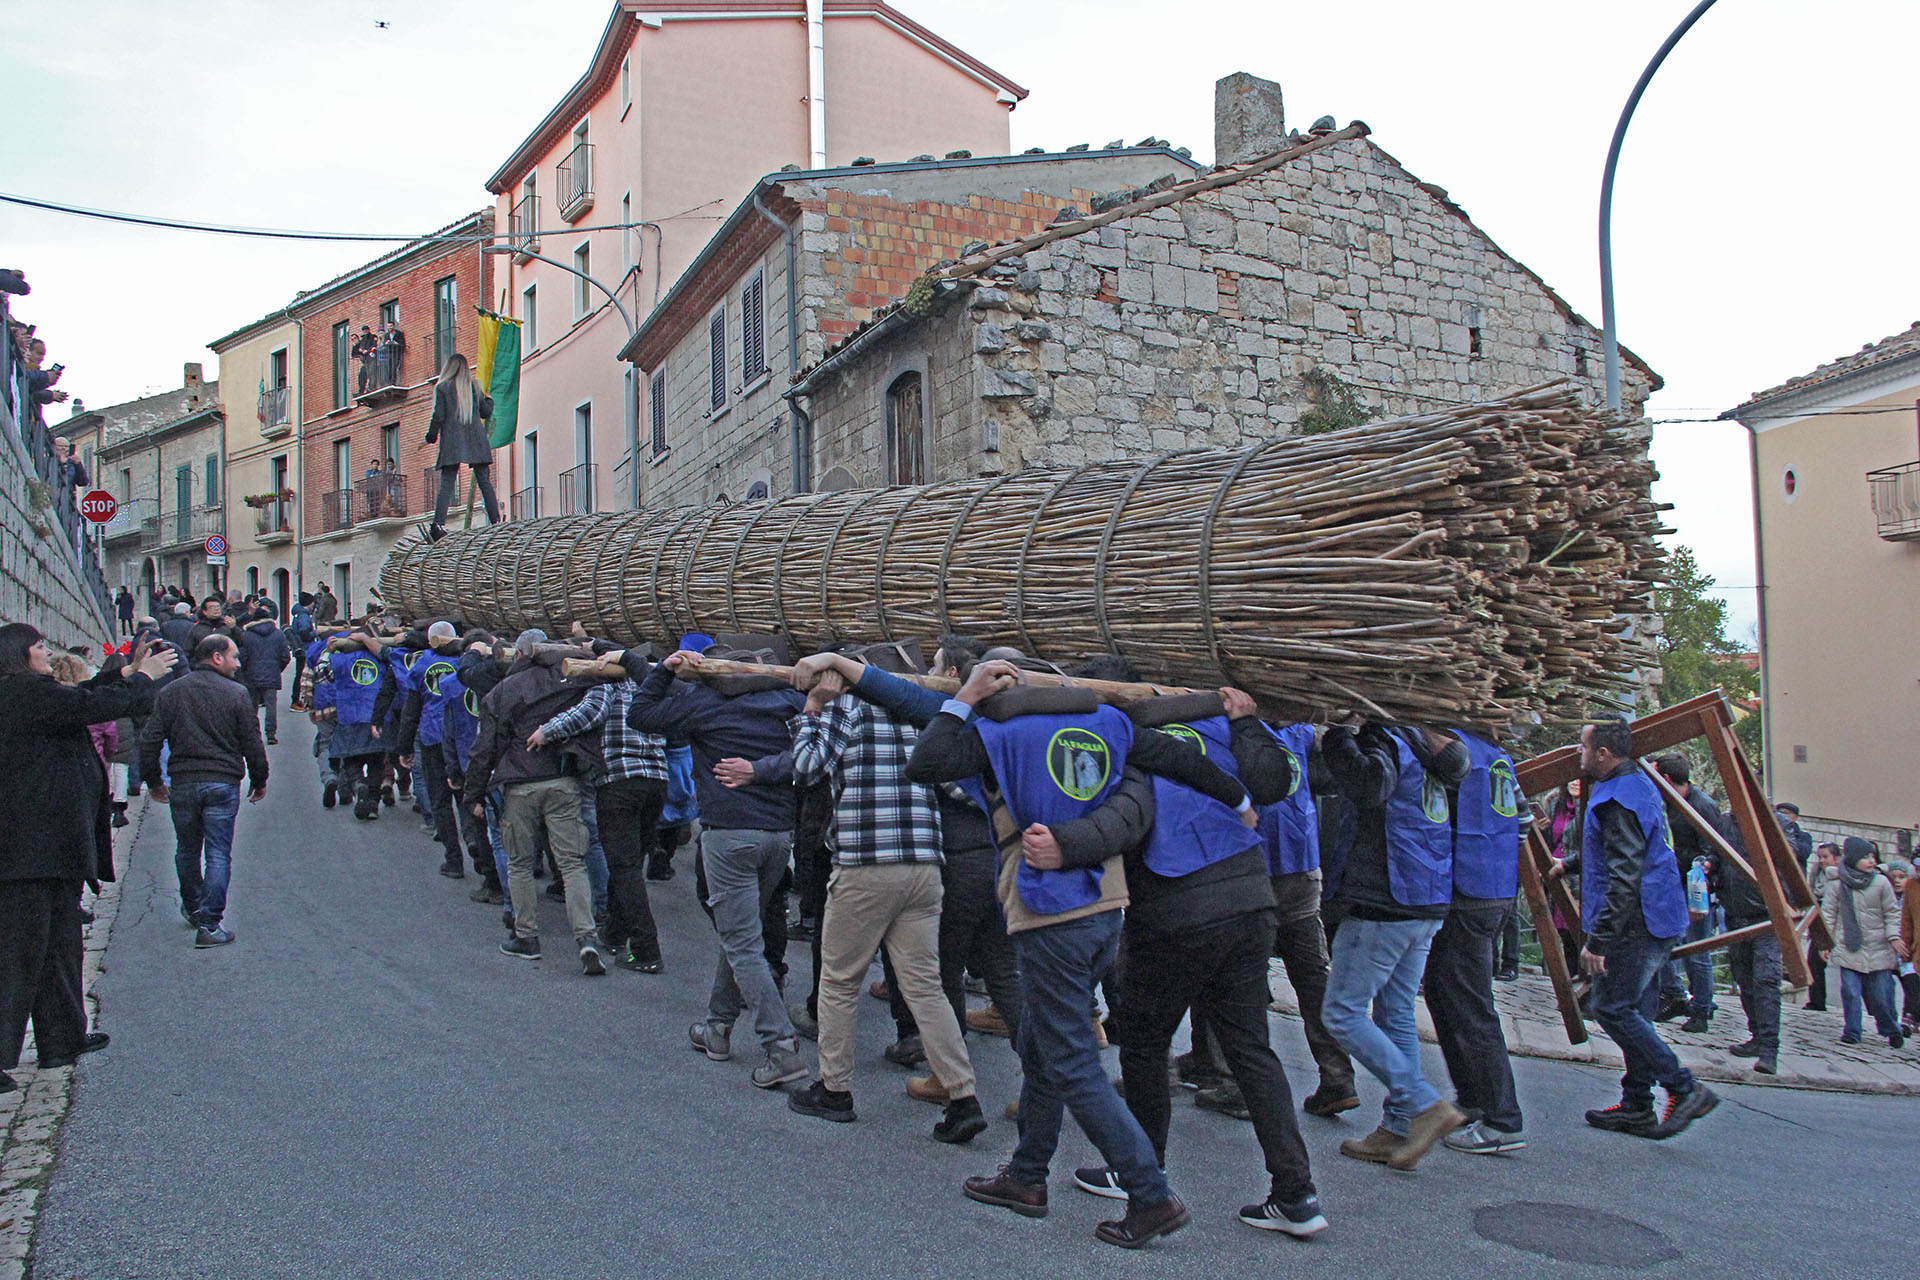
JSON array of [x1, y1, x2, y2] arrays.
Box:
[[7, 0, 1918, 641]]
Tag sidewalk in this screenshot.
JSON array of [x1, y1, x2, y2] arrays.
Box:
[[1267, 961, 1920, 1097], [0, 795, 144, 1280]]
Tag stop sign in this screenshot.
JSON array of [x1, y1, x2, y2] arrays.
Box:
[[78, 490, 118, 523]]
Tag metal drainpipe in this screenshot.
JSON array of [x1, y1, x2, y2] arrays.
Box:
[[806, 0, 826, 169], [753, 191, 805, 492], [1738, 416, 1773, 791], [284, 306, 305, 596]]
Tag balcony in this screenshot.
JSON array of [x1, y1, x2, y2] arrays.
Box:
[[510, 485, 543, 521], [353, 350, 406, 407], [556, 143, 593, 223], [1868, 461, 1920, 541], [509, 194, 540, 263], [259, 384, 292, 436], [320, 488, 356, 535], [254, 499, 294, 545], [357, 473, 412, 527], [102, 497, 152, 545], [560, 462, 598, 514], [142, 504, 224, 551]]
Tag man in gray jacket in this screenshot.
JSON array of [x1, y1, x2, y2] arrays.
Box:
[[141, 636, 269, 948]]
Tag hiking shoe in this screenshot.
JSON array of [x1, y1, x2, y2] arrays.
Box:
[[469, 884, 504, 904], [883, 1035, 925, 1067], [967, 1005, 1011, 1038], [381, 783, 397, 807], [933, 1095, 987, 1144], [1073, 1166, 1131, 1200], [1494, 967, 1520, 982], [645, 861, 674, 881], [1302, 1083, 1361, 1117], [1239, 1193, 1328, 1237], [614, 949, 663, 974], [1755, 1057, 1778, 1075], [907, 1074, 950, 1104], [322, 780, 337, 808], [1729, 1039, 1760, 1058], [1174, 1049, 1224, 1090], [1680, 1015, 1711, 1034], [963, 1166, 1048, 1218], [788, 1079, 855, 1123], [579, 939, 606, 976], [752, 1039, 809, 1089], [788, 1001, 818, 1041], [439, 862, 465, 879], [543, 881, 566, 902], [1443, 1119, 1527, 1154], [499, 936, 540, 961], [690, 1020, 732, 1062], [194, 926, 235, 948], [1095, 1195, 1190, 1249], [1652, 1083, 1719, 1139], [1654, 994, 1690, 1023], [1194, 1081, 1251, 1120], [1387, 1100, 1465, 1171], [1585, 1102, 1658, 1136], [1339, 1127, 1406, 1164]]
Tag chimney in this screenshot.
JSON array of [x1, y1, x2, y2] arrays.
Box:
[[1214, 72, 1286, 166], [183, 362, 203, 387]]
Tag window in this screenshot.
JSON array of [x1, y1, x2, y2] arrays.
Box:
[[623, 367, 637, 501], [331, 321, 350, 408], [573, 242, 592, 318], [246, 567, 260, 596], [333, 438, 350, 491], [381, 423, 399, 465], [886, 371, 926, 486], [333, 562, 351, 612], [269, 347, 288, 388], [520, 284, 537, 352], [574, 403, 592, 467], [524, 431, 538, 496], [379, 299, 399, 328], [205, 454, 219, 505], [620, 194, 632, 272], [742, 271, 766, 383], [708, 310, 726, 411], [119, 467, 132, 502], [433, 276, 458, 369], [619, 56, 631, 115], [650, 370, 667, 456]]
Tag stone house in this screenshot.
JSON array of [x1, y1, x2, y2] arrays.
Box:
[[619, 145, 1204, 506], [208, 313, 300, 619], [787, 74, 1660, 489], [64, 365, 226, 604]]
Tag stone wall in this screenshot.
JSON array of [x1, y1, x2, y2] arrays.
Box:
[[0, 393, 113, 649]]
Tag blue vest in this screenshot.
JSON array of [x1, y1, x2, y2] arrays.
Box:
[[974, 705, 1134, 915], [408, 650, 460, 748], [662, 745, 697, 825], [1256, 722, 1319, 876], [324, 649, 383, 726], [382, 648, 416, 731], [441, 671, 481, 770], [1381, 730, 1454, 908], [1139, 716, 1259, 877], [1584, 769, 1689, 939], [1452, 731, 1522, 899]]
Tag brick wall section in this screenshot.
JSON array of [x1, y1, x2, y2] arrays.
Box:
[[0, 397, 112, 648]]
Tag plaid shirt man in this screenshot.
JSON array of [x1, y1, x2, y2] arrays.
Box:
[[791, 695, 942, 868], [538, 680, 668, 782]]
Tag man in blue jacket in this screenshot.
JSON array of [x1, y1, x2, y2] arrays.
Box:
[[236, 608, 290, 745]]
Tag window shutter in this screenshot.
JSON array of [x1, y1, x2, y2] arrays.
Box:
[[651, 371, 667, 455], [709, 312, 727, 409], [743, 273, 765, 382]]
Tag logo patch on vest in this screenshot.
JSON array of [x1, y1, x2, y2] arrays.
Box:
[[350, 657, 380, 686], [1488, 759, 1520, 818], [1047, 727, 1112, 801], [425, 661, 455, 697], [1280, 745, 1303, 798], [1158, 723, 1204, 753], [1421, 775, 1450, 823], [463, 689, 480, 718]]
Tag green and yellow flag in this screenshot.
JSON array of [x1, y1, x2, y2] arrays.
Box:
[[475, 309, 523, 449]]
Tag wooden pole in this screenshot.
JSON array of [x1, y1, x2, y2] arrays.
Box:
[[1519, 821, 1587, 1044], [1701, 709, 1823, 983]]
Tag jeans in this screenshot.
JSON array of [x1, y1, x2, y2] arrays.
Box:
[[1270, 870, 1352, 1092], [577, 787, 610, 916], [1321, 915, 1445, 1135], [701, 828, 796, 1051], [420, 745, 462, 867], [1592, 930, 1695, 1107], [1495, 900, 1522, 974], [486, 794, 510, 897], [1677, 914, 1717, 1016], [818, 862, 974, 1097], [170, 781, 241, 928], [1117, 911, 1315, 1204], [1839, 967, 1900, 1041], [1422, 903, 1523, 1132], [433, 463, 501, 527], [1008, 910, 1172, 1206], [500, 777, 596, 945], [1727, 932, 1782, 1058], [313, 718, 336, 787], [938, 847, 1022, 1041], [595, 776, 665, 963], [250, 687, 278, 739]]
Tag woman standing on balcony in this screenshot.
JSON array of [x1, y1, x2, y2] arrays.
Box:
[[424, 353, 497, 541]]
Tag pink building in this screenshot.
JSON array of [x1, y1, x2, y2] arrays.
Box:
[[484, 0, 1025, 515]]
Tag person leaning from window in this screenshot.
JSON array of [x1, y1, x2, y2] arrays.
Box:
[[425, 352, 497, 541]]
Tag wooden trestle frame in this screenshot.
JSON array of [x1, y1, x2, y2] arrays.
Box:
[[1512, 691, 1833, 1045]]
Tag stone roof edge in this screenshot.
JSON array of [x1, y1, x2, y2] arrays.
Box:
[[1722, 321, 1920, 419], [96, 402, 225, 459]]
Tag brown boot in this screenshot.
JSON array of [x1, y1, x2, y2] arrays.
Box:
[[1339, 1126, 1406, 1165], [1388, 1100, 1467, 1171], [1094, 1194, 1191, 1249], [967, 1005, 1011, 1037], [906, 1074, 950, 1104]]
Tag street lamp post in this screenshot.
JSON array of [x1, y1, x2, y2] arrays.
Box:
[[1599, 0, 1721, 412]]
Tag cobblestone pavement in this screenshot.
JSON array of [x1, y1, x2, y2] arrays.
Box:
[[1268, 960, 1920, 1096]]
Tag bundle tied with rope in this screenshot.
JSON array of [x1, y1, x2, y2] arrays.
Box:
[[379, 383, 1667, 733]]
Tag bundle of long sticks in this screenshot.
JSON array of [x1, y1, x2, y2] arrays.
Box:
[[380, 382, 1666, 732]]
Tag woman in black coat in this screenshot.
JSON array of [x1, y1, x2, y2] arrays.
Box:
[[425, 351, 498, 539], [0, 624, 176, 1091]]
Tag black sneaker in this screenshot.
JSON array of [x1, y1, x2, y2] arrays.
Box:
[[439, 862, 465, 879], [194, 925, 235, 948], [933, 1095, 987, 1144], [1195, 1081, 1251, 1120], [544, 881, 567, 902], [0, 1070, 15, 1094], [579, 939, 607, 976], [1173, 1049, 1224, 1091], [1652, 1083, 1719, 1139], [1755, 1057, 1778, 1075], [322, 780, 337, 809], [1585, 1102, 1658, 1136], [645, 861, 674, 882], [1728, 1039, 1760, 1058], [499, 936, 541, 961], [1073, 1166, 1130, 1200], [1679, 1015, 1711, 1034], [788, 1079, 855, 1123], [469, 884, 504, 904], [1239, 1193, 1328, 1238], [1493, 967, 1520, 982], [1654, 994, 1690, 1023], [884, 1035, 926, 1068], [614, 949, 664, 974]]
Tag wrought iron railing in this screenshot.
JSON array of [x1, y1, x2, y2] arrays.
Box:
[[1867, 460, 1920, 541], [320, 488, 356, 534], [254, 500, 293, 539], [509, 194, 540, 259], [510, 484, 542, 521], [560, 461, 598, 514], [259, 384, 291, 430], [357, 473, 409, 521], [557, 143, 594, 220]]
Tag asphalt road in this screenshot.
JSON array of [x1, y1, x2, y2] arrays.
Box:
[[30, 719, 1917, 1279]]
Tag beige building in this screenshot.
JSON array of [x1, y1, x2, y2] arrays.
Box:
[[210, 315, 300, 617], [1726, 322, 1920, 847]]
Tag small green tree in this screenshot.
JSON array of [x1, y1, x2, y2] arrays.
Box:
[[1653, 545, 1762, 757]]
